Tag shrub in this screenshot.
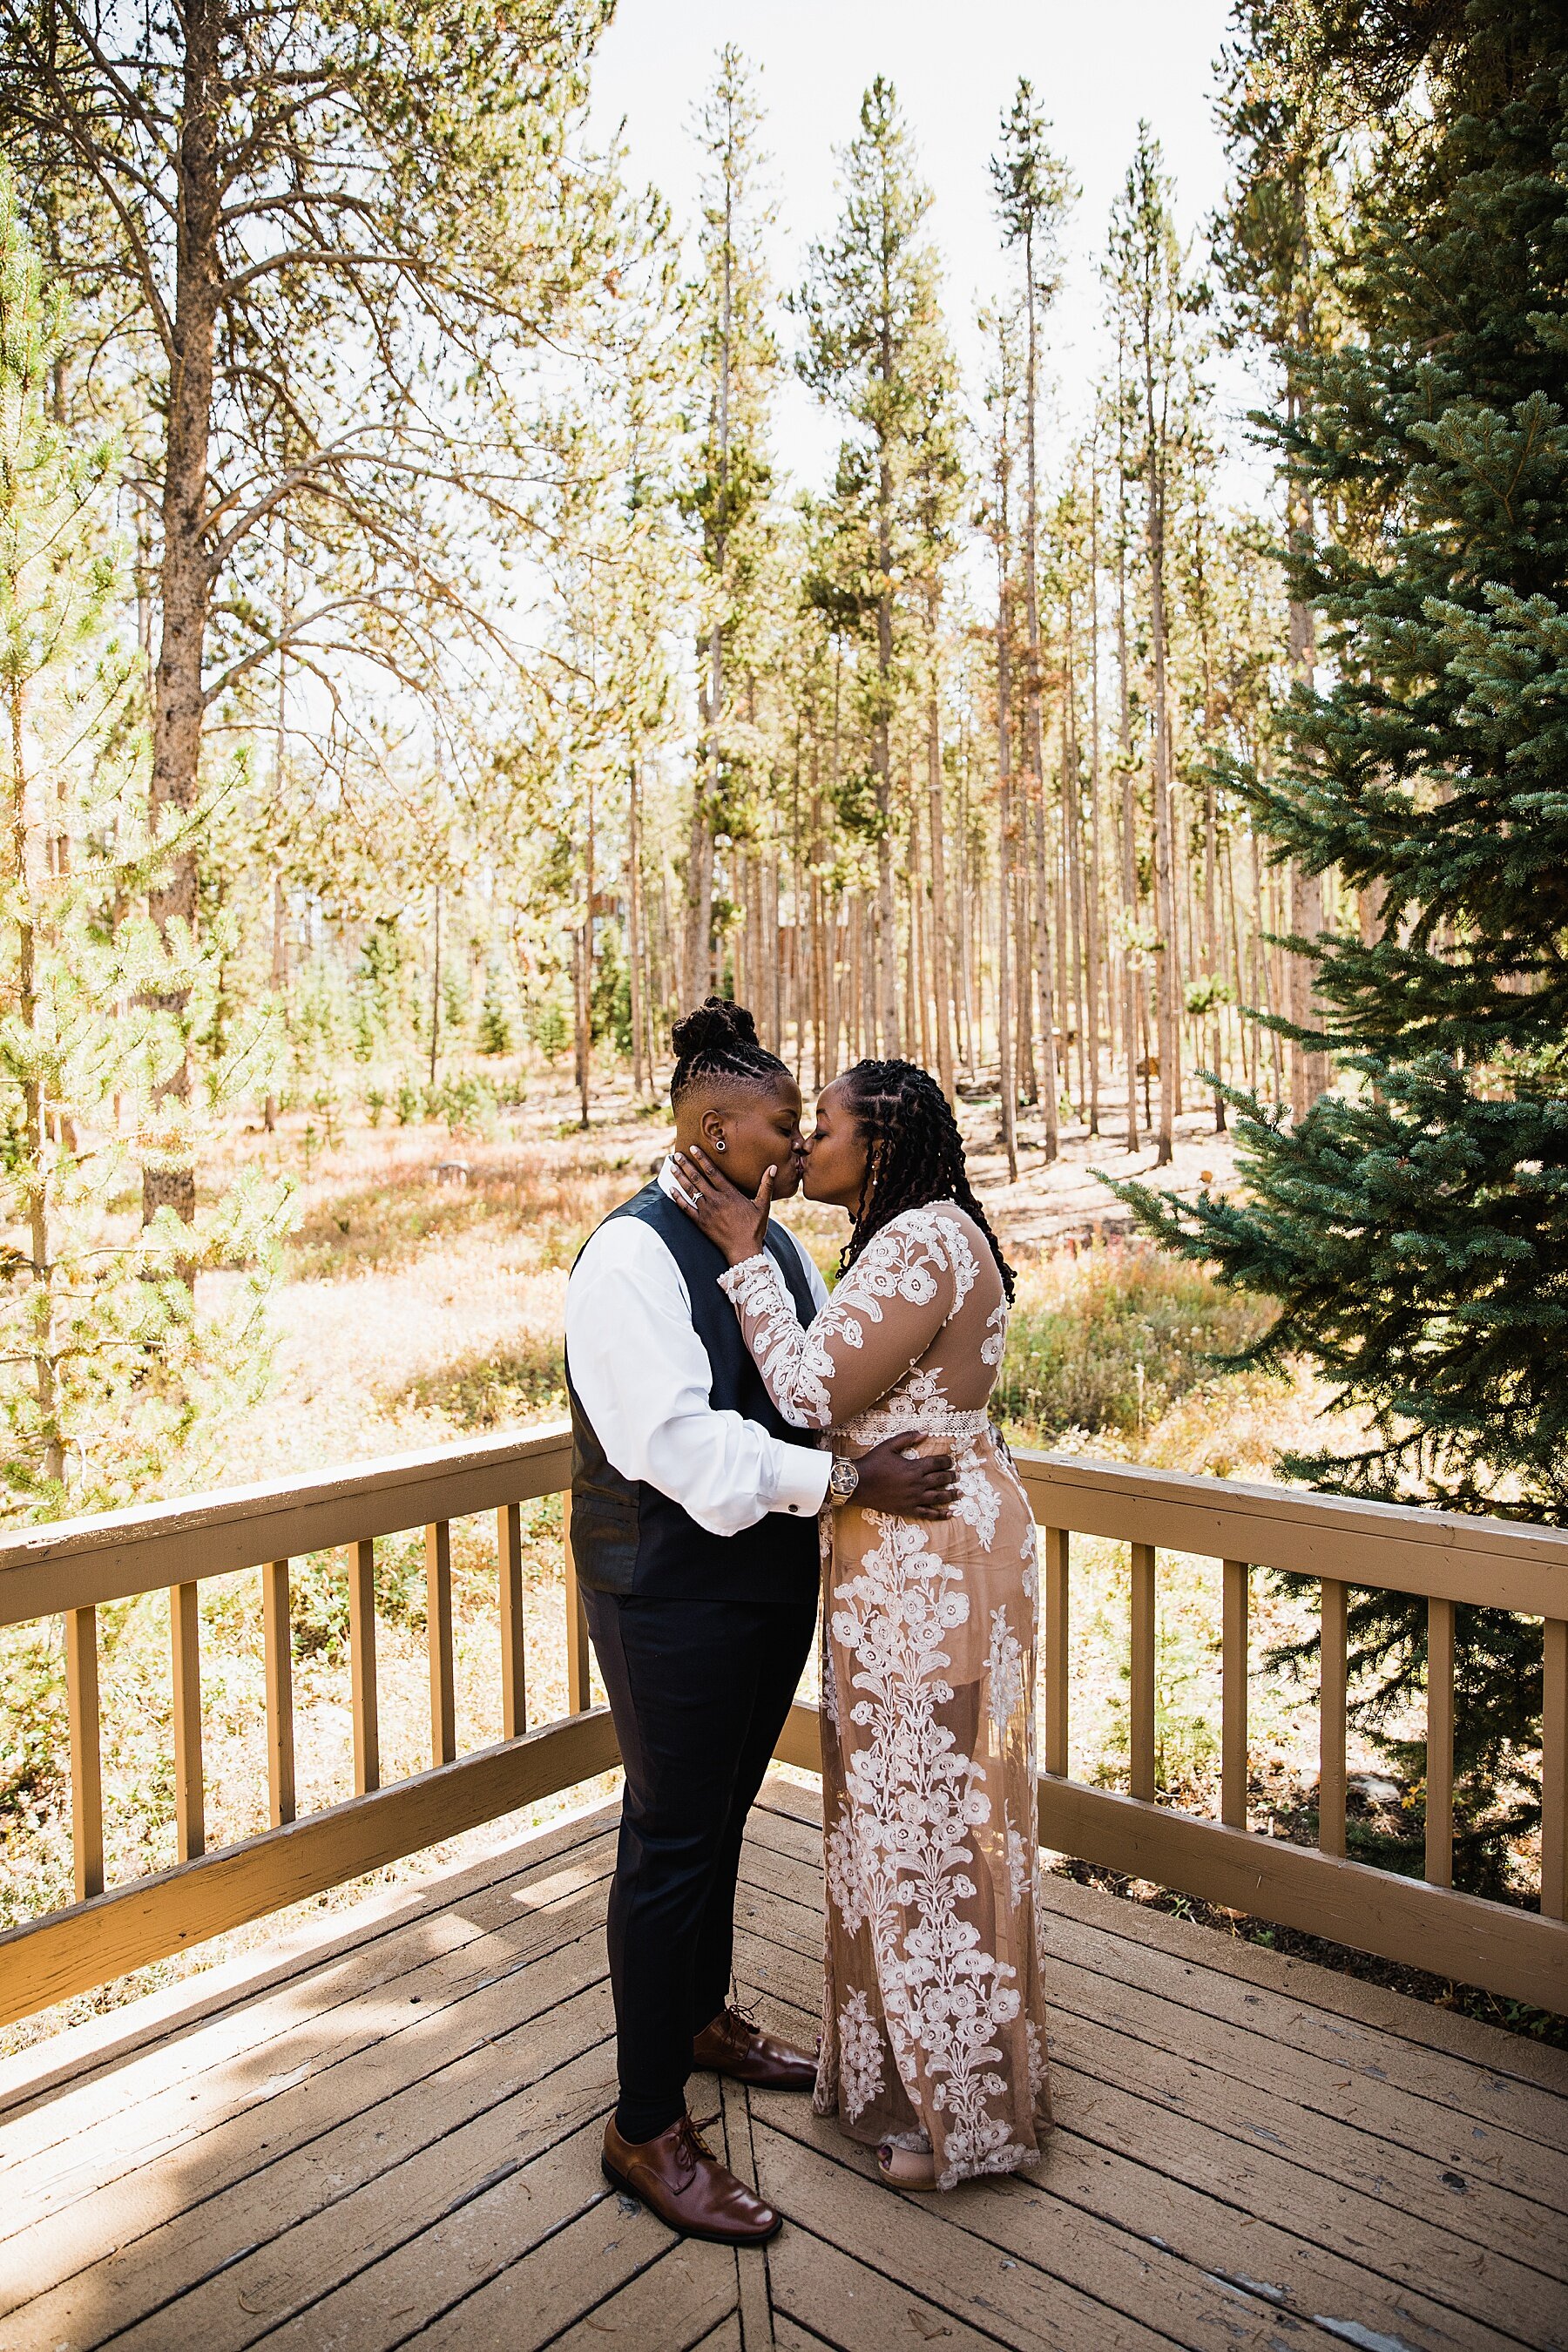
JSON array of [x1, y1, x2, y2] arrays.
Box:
[[993, 1241, 1271, 1443]]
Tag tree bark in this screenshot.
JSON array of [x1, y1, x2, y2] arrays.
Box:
[[1021, 220, 1058, 1155], [925, 621, 955, 1102], [144, 0, 224, 1227]]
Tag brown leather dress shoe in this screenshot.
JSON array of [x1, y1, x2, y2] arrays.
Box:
[[692, 2004, 817, 2090], [601, 2113, 781, 2246]]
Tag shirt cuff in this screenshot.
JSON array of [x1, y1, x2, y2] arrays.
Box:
[[768, 1442, 833, 1518]]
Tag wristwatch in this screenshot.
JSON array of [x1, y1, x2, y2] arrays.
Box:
[[828, 1456, 860, 1506]]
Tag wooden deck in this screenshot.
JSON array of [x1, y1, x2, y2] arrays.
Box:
[[0, 1777, 1565, 2352]]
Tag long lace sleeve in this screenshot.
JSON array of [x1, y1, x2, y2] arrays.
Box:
[[718, 1210, 978, 1429]]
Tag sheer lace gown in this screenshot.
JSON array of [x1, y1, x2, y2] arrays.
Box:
[[719, 1203, 1051, 2187]]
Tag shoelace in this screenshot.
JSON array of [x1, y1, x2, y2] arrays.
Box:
[[724, 1997, 761, 2045], [671, 2116, 713, 2183]]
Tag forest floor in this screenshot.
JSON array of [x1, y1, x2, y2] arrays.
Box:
[[6, 1062, 1556, 2054], [202, 1058, 1249, 1490]]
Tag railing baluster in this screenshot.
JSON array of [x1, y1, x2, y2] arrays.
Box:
[[1131, 1542, 1156, 1804], [1541, 1617, 1565, 1921], [1221, 1560, 1248, 1829], [498, 1503, 526, 1740], [1426, 1595, 1456, 1888], [1043, 1526, 1069, 1779], [426, 1521, 456, 1767], [348, 1538, 380, 1796], [262, 1559, 295, 1828], [171, 1582, 205, 1861], [64, 1605, 104, 1901], [562, 1491, 591, 1717], [1319, 1578, 1348, 1858]]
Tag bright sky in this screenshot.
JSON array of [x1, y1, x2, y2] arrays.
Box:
[[590, 0, 1247, 490]]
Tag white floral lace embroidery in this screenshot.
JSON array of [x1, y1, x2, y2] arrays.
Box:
[[1004, 1810, 1031, 1906], [986, 1605, 1026, 1740], [828, 1508, 1032, 2186], [718, 1207, 982, 1433], [838, 1988, 886, 2121], [825, 1801, 865, 1935], [1026, 2019, 1049, 2106]]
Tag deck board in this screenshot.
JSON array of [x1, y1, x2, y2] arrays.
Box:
[[0, 1775, 1564, 2352]]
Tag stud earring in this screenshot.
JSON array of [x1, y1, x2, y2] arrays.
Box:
[[713, 1137, 727, 1152]]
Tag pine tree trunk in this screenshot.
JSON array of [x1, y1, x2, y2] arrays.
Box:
[[145, 0, 224, 1230], [1019, 219, 1058, 1156], [1149, 524, 1178, 1166], [1085, 517, 1104, 1137], [9, 678, 61, 1484], [996, 576, 1018, 1181], [1115, 491, 1141, 1152], [628, 757, 646, 1098], [925, 642, 955, 1101]]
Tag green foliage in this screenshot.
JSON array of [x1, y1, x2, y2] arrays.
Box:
[[0, 182, 293, 1521], [1115, 1, 1568, 1878], [530, 994, 571, 1064], [478, 964, 515, 1055], [590, 923, 632, 1055]]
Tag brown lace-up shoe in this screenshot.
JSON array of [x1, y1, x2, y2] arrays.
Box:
[[601, 2113, 781, 2245], [692, 2004, 817, 2090]]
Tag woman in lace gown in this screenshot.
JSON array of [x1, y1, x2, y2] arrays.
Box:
[[671, 1058, 1049, 2193]]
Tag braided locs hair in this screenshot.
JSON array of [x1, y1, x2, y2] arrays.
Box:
[[669, 997, 790, 1106], [839, 1058, 1016, 1302]]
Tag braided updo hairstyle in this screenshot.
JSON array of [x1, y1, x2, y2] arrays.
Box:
[[839, 1058, 1016, 1302], [669, 997, 791, 1106]]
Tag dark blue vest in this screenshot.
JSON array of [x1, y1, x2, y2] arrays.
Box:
[[565, 1181, 822, 1604]]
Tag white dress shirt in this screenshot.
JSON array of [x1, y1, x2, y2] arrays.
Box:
[[564, 1159, 833, 1537]]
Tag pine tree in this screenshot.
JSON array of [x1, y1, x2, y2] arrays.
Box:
[[796, 78, 956, 1057], [0, 180, 289, 1517], [993, 82, 1074, 1159], [1113, 0, 1568, 1874], [681, 45, 780, 1010]]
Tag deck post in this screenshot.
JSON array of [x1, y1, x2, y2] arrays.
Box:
[[1220, 1560, 1248, 1830], [1130, 1542, 1156, 1804], [171, 1582, 205, 1862], [1318, 1578, 1348, 1858], [562, 1491, 591, 1717], [348, 1538, 380, 1795], [498, 1502, 527, 1739], [1425, 1595, 1456, 1889], [1042, 1526, 1069, 1779], [1542, 1617, 1566, 1921], [64, 1605, 104, 1902], [426, 1522, 456, 1767], [262, 1559, 296, 1828]]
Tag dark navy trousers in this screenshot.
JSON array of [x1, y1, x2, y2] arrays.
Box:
[[582, 1587, 817, 2143]]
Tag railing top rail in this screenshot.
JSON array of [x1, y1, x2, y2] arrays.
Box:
[[2, 1423, 1564, 1630], [1018, 1450, 1568, 1615], [0, 1423, 576, 1628]]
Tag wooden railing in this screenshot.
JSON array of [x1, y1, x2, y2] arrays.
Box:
[[1, 1427, 1564, 2027]]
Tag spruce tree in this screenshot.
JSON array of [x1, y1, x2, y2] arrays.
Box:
[[1112, 0, 1568, 1876]]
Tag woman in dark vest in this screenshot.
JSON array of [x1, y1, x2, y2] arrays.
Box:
[[564, 1001, 958, 2246]]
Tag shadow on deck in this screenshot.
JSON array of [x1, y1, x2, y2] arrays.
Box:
[[0, 1775, 1564, 2352]]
